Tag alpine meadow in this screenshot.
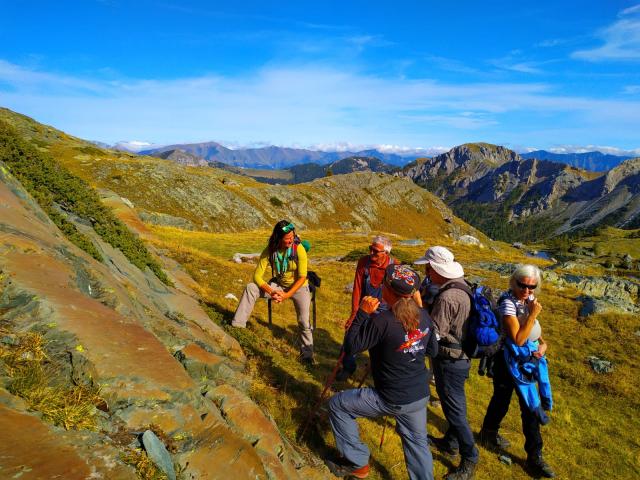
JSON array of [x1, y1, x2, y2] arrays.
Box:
[[1, 2, 640, 479]]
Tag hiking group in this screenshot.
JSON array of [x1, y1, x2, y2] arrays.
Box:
[[232, 220, 555, 480]]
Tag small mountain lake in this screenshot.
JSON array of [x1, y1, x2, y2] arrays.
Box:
[[399, 239, 425, 246], [526, 250, 552, 260]]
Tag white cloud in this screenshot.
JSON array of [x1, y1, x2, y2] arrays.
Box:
[[112, 140, 161, 152], [506, 62, 544, 74], [572, 5, 640, 61], [621, 4, 640, 16], [0, 60, 104, 93], [536, 39, 563, 48], [1, 59, 639, 151], [623, 84, 640, 94], [302, 142, 449, 156], [489, 52, 549, 75], [422, 55, 480, 75], [547, 144, 640, 156], [374, 144, 449, 155]]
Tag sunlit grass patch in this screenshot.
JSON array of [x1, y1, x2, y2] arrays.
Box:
[[0, 331, 104, 430], [121, 448, 169, 480], [147, 225, 640, 479]]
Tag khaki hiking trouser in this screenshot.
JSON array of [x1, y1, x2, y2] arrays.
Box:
[[232, 282, 314, 358]]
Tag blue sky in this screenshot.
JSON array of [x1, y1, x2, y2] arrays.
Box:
[[1, 1, 640, 155]]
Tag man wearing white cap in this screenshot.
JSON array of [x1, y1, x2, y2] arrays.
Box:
[[414, 246, 478, 480]]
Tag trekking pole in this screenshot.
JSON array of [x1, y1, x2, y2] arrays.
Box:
[[299, 350, 345, 439], [379, 419, 388, 450]]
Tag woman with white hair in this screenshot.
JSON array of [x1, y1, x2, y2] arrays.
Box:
[[480, 264, 555, 478]]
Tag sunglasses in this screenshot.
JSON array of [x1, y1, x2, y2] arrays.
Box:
[[369, 245, 385, 254], [516, 280, 538, 291], [282, 222, 295, 233]]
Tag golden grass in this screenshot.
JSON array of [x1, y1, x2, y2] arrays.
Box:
[[581, 226, 640, 258], [121, 448, 169, 480], [0, 331, 104, 431], [139, 226, 640, 479]]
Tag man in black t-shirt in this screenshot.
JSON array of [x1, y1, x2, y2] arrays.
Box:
[[326, 264, 438, 480]]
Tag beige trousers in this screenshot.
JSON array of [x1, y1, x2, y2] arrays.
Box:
[[232, 282, 314, 358]]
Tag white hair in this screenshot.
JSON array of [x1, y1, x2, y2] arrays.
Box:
[[372, 235, 392, 253], [510, 264, 542, 293]]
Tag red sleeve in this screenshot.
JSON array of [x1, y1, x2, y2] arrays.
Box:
[[350, 257, 367, 318]]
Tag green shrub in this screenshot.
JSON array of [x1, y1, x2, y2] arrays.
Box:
[[0, 120, 170, 285], [269, 196, 283, 207]]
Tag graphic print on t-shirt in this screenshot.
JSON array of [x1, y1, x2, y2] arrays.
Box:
[[396, 328, 429, 354]]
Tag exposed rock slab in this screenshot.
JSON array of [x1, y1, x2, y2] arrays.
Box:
[[206, 384, 309, 480], [0, 403, 135, 479], [0, 165, 325, 478]]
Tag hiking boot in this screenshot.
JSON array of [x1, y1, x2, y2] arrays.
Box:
[[428, 435, 459, 456], [444, 458, 477, 480], [300, 354, 317, 366], [526, 454, 556, 478], [325, 458, 370, 478], [478, 429, 510, 450]]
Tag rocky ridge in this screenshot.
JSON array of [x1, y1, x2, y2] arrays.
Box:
[[404, 143, 519, 197], [58, 143, 477, 239], [0, 164, 326, 479], [402, 143, 640, 237]]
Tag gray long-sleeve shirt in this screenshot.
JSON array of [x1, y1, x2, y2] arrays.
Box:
[[430, 277, 471, 360]]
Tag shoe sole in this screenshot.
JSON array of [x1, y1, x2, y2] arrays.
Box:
[[325, 460, 369, 478]]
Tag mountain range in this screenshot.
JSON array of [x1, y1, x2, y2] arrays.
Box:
[[131, 140, 634, 172], [402, 143, 640, 240], [148, 140, 640, 241], [521, 150, 634, 172], [139, 142, 415, 169], [3, 107, 638, 242]]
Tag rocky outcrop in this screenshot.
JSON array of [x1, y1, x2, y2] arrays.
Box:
[[476, 261, 639, 316], [138, 209, 197, 230], [157, 148, 209, 167], [61, 142, 481, 239], [404, 143, 519, 198], [602, 158, 640, 195], [0, 165, 322, 478], [402, 142, 640, 237]]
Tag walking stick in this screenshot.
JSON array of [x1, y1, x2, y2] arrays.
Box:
[[379, 419, 388, 450], [299, 350, 345, 439]]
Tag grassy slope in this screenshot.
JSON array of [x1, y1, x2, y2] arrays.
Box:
[[0, 119, 169, 284], [0, 107, 477, 241], [45, 141, 471, 240], [241, 167, 293, 180], [2, 107, 638, 478], [577, 227, 640, 258], [148, 227, 640, 480]]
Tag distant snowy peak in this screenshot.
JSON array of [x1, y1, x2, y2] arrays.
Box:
[[141, 142, 425, 168], [112, 140, 162, 153]]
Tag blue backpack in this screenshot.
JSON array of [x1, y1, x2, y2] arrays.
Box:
[[434, 281, 503, 361]]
